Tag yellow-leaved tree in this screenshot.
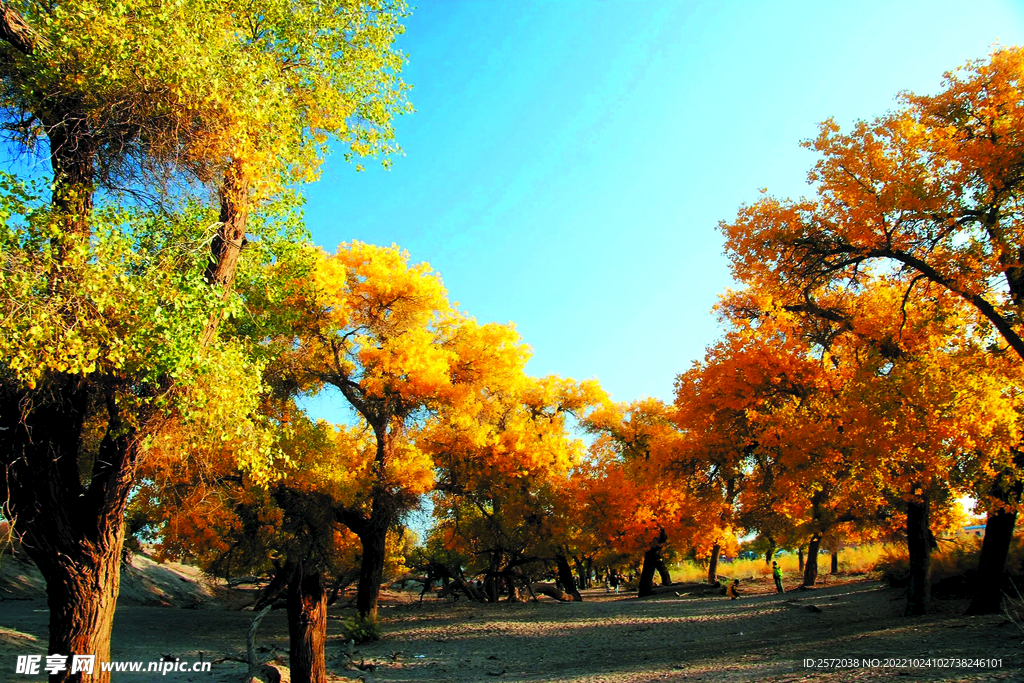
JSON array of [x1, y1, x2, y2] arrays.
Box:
[[0, 2, 410, 679]]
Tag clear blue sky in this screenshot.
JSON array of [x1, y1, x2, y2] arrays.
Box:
[[300, 0, 1024, 418]]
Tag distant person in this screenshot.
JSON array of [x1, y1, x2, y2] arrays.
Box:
[[772, 561, 784, 594], [727, 579, 741, 600]]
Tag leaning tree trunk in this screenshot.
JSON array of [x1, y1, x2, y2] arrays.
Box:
[[967, 467, 1022, 615], [707, 543, 721, 583], [905, 491, 933, 616], [655, 558, 672, 587], [287, 566, 327, 683], [555, 554, 582, 601], [201, 159, 252, 345], [802, 535, 822, 587], [637, 529, 668, 597]]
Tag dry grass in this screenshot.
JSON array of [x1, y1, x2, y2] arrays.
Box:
[[668, 543, 895, 585]]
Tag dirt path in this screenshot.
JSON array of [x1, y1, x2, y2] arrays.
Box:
[[0, 578, 1021, 682]]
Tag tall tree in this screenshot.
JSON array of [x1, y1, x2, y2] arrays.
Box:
[[721, 47, 1024, 614], [0, 2, 410, 680]]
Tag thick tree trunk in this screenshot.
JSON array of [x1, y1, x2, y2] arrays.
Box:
[[967, 464, 1022, 615], [34, 532, 123, 683], [802, 535, 821, 587], [637, 546, 660, 597], [287, 567, 327, 683], [905, 493, 932, 616], [1, 382, 141, 683], [831, 547, 839, 574], [637, 529, 668, 598], [355, 500, 392, 622], [707, 543, 721, 584], [967, 506, 1018, 614], [555, 554, 582, 601]]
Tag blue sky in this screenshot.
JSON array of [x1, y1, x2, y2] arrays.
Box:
[[300, 0, 1024, 419]]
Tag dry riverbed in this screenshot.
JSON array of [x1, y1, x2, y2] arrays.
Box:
[[0, 554, 1021, 682]]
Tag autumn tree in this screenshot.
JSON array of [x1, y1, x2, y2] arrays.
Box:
[[141, 408, 416, 683], [425, 373, 607, 602], [721, 46, 1024, 614], [0, 2, 410, 679], [279, 243, 529, 620], [711, 281, 1018, 612], [583, 399, 717, 597]]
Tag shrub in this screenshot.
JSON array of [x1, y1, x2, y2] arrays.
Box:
[[339, 616, 381, 644]]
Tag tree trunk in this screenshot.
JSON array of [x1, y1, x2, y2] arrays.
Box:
[[967, 465, 1022, 615], [354, 498, 393, 621], [707, 543, 721, 584], [1, 381, 141, 683], [797, 546, 805, 573], [201, 160, 252, 345], [905, 492, 932, 616], [572, 556, 586, 590], [967, 505, 1018, 614], [34, 534, 123, 683], [765, 537, 776, 566], [637, 546, 660, 597], [637, 529, 668, 598], [831, 547, 839, 574], [555, 554, 582, 601], [287, 566, 327, 683], [506, 576, 523, 603], [655, 558, 672, 587], [802, 535, 821, 587]]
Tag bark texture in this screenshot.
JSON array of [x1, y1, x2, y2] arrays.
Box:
[[1, 382, 142, 683], [287, 567, 327, 683]]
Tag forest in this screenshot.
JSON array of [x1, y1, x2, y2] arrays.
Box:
[[1, 2, 1023, 683]]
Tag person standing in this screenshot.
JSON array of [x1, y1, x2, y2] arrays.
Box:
[[772, 561, 784, 594]]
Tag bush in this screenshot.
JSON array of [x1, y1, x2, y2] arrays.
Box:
[[339, 616, 381, 644], [873, 536, 1024, 597]]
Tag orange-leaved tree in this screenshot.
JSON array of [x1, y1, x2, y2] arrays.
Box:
[[720, 46, 1024, 614]]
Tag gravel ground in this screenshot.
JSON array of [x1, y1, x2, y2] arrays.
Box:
[[0, 563, 1021, 683]]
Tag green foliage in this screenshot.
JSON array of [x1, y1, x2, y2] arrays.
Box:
[[339, 615, 381, 644], [0, 174, 280, 478], [0, 0, 411, 192]]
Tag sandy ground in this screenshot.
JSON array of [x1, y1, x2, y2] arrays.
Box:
[[0, 554, 1021, 683]]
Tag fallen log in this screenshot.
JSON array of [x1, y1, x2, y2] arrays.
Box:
[[531, 582, 574, 602]]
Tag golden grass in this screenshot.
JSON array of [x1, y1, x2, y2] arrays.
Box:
[[667, 543, 894, 585]]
